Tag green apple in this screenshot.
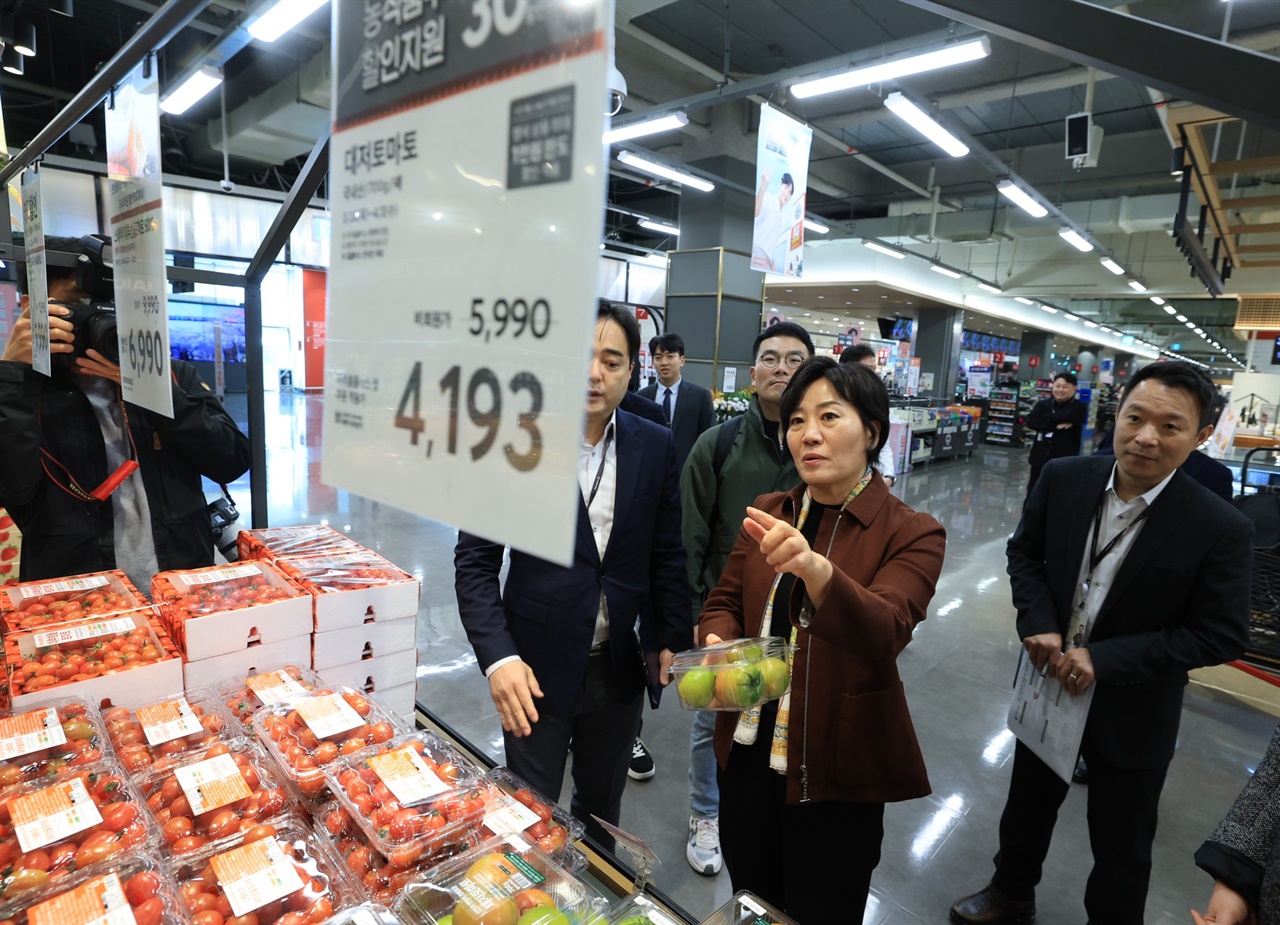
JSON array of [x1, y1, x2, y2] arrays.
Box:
[[516, 910, 569, 925], [716, 665, 761, 708], [725, 640, 764, 663], [437, 918, 454, 925], [677, 667, 716, 708], [756, 656, 790, 700]]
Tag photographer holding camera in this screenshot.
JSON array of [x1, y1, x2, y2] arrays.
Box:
[[0, 234, 250, 587]]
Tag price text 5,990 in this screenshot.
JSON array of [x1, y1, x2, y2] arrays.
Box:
[[468, 298, 550, 343], [395, 363, 542, 471]]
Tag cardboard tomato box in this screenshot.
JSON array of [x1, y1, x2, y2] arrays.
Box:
[[311, 616, 416, 672], [236, 524, 363, 563], [276, 551, 420, 632], [5, 612, 183, 711], [369, 682, 416, 722], [0, 509, 19, 589], [182, 636, 314, 691], [152, 561, 312, 660], [1, 569, 150, 635], [320, 648, 417, 700]]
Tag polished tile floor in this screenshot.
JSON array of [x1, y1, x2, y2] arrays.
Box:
[[223, 391, 1277, 924]]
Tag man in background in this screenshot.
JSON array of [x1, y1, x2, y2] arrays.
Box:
[[840, 344, 898, 485], [1023, 372, 1087, 497], [640, 333, 715, 470]]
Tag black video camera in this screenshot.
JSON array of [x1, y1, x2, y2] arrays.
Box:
[[57, 235, 119, 364], [209, 487, 241, 561]]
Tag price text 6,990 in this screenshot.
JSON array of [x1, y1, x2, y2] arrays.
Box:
[[468, 298, 550, 343], [127, 328, 165, 378]]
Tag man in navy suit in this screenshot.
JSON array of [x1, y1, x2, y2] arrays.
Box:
[[454, 302, 693, 849], [639, 333, 715, 470], [951, 361, 1252, 925]]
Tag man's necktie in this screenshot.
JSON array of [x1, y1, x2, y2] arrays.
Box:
[[662, 388, 672, 426]]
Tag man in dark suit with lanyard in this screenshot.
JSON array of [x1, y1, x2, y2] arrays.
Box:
[[454, 302, 693, 849], [639, 333, 715, 469], [951, 360, 1252, 925]]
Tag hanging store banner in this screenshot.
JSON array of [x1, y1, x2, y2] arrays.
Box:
[[20, 167, 50, 377], [325, 0, 611, 567], [750, 104, 812, 277], [1205, 403, 1238, 459], [105, 60, 172, 417]]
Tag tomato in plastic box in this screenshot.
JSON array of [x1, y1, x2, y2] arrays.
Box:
[[0, 699, 108, 787], [0, 853, 186, 925], [218, 665, 322, 730], [101, 688, 234, 775], [7, 620, 169, 697]]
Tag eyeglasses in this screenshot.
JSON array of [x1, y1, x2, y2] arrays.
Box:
[[756, 353, 805, 370]]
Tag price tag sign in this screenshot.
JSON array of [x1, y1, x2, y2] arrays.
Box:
[[12, 777, 103, 853], [245, 670, 308, 706], [325, 0, 612, 568], [27, 872, 134, 925], [174, 752, 253, 815], [366, 744, 450, 805], [21, 166, 51, 377], [137, 697, 203, 745], [210, 838, 305, 917], [104, 60, 172, 417], [0, 707, 67, 760]]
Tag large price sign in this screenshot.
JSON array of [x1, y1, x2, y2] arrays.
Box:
[[20, 168, 50, 377], [325, 0, 611, 567], [104, 60, 172, 417]]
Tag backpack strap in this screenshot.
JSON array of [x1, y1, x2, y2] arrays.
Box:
[[712, 413, 746, 477]]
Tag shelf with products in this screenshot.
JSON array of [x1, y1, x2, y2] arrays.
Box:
[[986, 388, 1021, 447]]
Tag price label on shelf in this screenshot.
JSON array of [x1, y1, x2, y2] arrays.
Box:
[[245, 670, 307, 706], [325, 0, 611, 568], [482, 800, 540, 837], [18, 576, 112, 598], [178, 564, 264, 587], [137, 697, 204, 745], [34, 617, 138, 648], [175, 752, 253, 815], [367, 744, 450, 805], [104, 59, 172, 417], [12, 777, 103, 853], [0, 707, 67, 760], [295, 693, 363, 738], [210, 838, 304, 917], [27, 872, 133, 925]]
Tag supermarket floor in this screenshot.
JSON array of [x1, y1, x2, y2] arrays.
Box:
[[225, 390, 1277, 924]]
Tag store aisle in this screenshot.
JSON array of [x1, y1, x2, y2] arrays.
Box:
[[223, 392, 1274, 924]]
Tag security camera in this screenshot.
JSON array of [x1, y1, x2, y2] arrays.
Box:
[[220, 179, 236, 193], [606, 63, 627, 117]]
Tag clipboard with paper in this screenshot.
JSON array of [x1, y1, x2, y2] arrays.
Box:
[[1007, 649, 1095, 784]]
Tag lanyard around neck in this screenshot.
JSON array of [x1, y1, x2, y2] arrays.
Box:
[[586, 426, 615, 509], [1088, 495, 1150, 576]]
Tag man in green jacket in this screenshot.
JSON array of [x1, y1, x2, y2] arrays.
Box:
[[677, 320, 813, 875]]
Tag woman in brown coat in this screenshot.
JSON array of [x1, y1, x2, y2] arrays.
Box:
[[699, 356, 946, 923]]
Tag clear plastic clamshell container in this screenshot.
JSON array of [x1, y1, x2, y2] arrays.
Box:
[[0, 697, 109, 788], [0, 851, 186, 925], [698, 890, 799, 925], [252, 686, 407, 800], [476, 766, 584, 860], [668, 636, 795, 711], [314, 903, 403, 925], [0, 759, 160, 902], [237, 524, 363, 562], [168, 810, 358, 925], [604, 893, 690, 925], [136, 738, 296, 856], [217, 663, 324, 730], [99, 686, 237, 776], [395, 833, 612, 925], [323, 730, 485, 862]]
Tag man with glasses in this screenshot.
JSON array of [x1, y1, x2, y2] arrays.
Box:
[[676, 320, 814, 875]]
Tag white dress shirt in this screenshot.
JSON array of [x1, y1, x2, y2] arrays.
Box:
[[1069, 464, 1175, 647], [658, 377, 681, 423]]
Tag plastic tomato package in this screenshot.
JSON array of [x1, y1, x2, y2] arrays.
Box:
[[477, 767, 583, 861], [4, 615, 175, 699], [236, 525, 363, 563], [136, 739, 297, 856], [322, 730, 485, 867], [275, 552, 420, 633], [0, 571, 150, 636], [0, 760, 160, 903], [0, 852, 186, 925], [218, 665, 325, 731], [668, 636, 796, 711], [100, 687, 237, 776], [699, 890, 799, 925], [394, 834, 611, 925], [0, 698, 108, 787], [275, 552, 413, 594], [251, 687, 407, 800], [169, 811, 357, 925]]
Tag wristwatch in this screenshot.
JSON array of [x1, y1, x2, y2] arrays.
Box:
[[885, 474, 897, 487]]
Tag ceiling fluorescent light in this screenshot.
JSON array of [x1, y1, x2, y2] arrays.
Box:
[[160, 67, 223, 115], [603, 111, 689, 144], [617, 151, 715, 191], [1064, 313, 1080, 321], [792, 37, 990, 100], [1175, 314, 1188, 322], [884, 92, 969, 157], [930, 263, 963, 279], [638, 219, 679, 236], [1083, 320, 1099, 328], [1100, 326, 1114, 333], [1014, 296, 1034, 305], [803, 218, 830, 234], [1127, 279, 1147, 292], [1040, 305, 1057, 313], [247, 0, 330, 43], [977, 282, 1003, 294], [1058, 228, 1094, 252], [997, 180, 1049, 218], [863, 240, 906, 259], [1185, 321, 1196, 328], [1149, 296, 1165, 305], [1100, 258, 1125, 275]]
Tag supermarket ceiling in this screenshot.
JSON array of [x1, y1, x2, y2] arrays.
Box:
[[0, 0, 1277, 362]]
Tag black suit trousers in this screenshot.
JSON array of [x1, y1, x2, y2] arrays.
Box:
[[993, 738, 1169, 925], [501, 649, 644, 852]]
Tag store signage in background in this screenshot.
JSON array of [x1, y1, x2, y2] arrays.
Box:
[[750, 104, 812, 277], [1091, 365, 1100, 374], [104, 60, 172, 417], [1205, 404, 1239, 460], [1074, 363, 1083, 372], [20, 167, 50, 376], [993, 351, 1005, 366], [919, 371, 935, 392], [213, 322, 225, 401], [722, 367, 737, 392], [1028, 355, 1039, 368], [967, 365, 993, 398], [906, 357, 921, 396], [324, 0, 611, 567]]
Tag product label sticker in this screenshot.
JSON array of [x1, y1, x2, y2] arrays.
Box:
[[137, 697, 203, 746], [179, 564, 264, 587], [0, 706, 67, 760], [27, 872, 134, 925], [366, 744, 450, 805], [174, 752, 253, 815], [298, 552, 379, 569], [12, 777, 104, 853], [210, 838, 305, 917], [497, 852, 544, 891], [34, 617, 138, 648], [481, 800, 540, 837], [295, 693, 363, 739], [738, 894, 766, 916], [18, 576, 113, 599], [245, 670, 307, 705]]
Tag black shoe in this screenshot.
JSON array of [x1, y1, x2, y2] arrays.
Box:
[[628, 737, 655, 780], [1072, 756, 1089, 785], [950, 884, 1035, 925]]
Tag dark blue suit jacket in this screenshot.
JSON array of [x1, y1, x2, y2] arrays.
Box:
[[454, 408, 693, 716]]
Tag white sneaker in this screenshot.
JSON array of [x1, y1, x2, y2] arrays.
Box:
[[685, 815, 723, 876]]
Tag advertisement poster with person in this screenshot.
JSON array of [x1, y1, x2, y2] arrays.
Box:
[[751, 104, 811, 276]]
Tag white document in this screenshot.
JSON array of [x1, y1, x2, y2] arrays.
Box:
[[1007, 649, 1094, 784]]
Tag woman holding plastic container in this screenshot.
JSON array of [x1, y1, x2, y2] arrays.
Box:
[[698, 356, 945, 924]]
